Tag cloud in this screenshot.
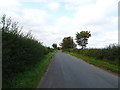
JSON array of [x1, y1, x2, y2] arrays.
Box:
[[0, 0, 21, 7], [71, 0, 118, 25], [47, 3, 60, 10], [21, 0, 92, 3], [22, 9, 50, 25], [62, 0, 118, 48], [56, 16, 72, 27], [0, 0, 118, 48]]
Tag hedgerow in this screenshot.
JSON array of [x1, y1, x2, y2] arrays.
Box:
[[1, 15, 53, 86], [67, 44, 119, 65]]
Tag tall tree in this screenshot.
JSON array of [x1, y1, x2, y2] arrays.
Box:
[[52, 43, 57, 49], [75, 31, 91, 49], [61, 36, 76, 49]]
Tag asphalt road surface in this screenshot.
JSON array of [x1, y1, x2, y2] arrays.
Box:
[[37, 51, 118, 88]]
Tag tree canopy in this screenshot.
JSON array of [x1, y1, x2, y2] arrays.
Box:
[[75, 31, 91, 49], [61, 36, 76, 49], [52, 43, 57, 49]]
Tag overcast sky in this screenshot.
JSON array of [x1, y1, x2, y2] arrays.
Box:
[[0, 0, 119, 48]]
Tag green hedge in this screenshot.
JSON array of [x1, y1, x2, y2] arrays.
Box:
[[67, 44, 119, 65], [1, 15, 52, 86]]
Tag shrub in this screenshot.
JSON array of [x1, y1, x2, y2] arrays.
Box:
[[1, 15, 50, 86], [68, 44, 119, 65]]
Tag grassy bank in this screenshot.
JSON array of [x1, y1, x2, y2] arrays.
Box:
[[65, 52, 119, 74], [65, 44, 119, 65], [3, 51, 56, 88]]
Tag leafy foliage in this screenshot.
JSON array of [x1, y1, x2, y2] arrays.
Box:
[[52, 43, 57, 49], [75, 31, 91, 49], [61, 36, 76, 49], [3, 51, 56, 88], [1, 15, 52, 86], [47, 47, 54, 52], [67, 44, 119, 65]]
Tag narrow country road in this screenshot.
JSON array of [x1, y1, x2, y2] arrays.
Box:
[[37, 51, 118, 88]]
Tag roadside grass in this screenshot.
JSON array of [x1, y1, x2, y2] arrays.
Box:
[[3, 51, 56, 88], [65, 52, 119, 74]]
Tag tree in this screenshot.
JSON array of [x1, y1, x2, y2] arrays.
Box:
[[52, 43, 57, 49], [1, 14, 22, 35], [75, 31, 91, 49], [57, 47, 61, 50], [61, 36, 76, 49]]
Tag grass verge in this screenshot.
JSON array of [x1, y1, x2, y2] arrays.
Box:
[[3, 51, 56, 88], [65, 51, 120, 74]]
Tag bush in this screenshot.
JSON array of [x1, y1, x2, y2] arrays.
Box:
[[1, 15, 50, 86], [68, 44, 119, 65]]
